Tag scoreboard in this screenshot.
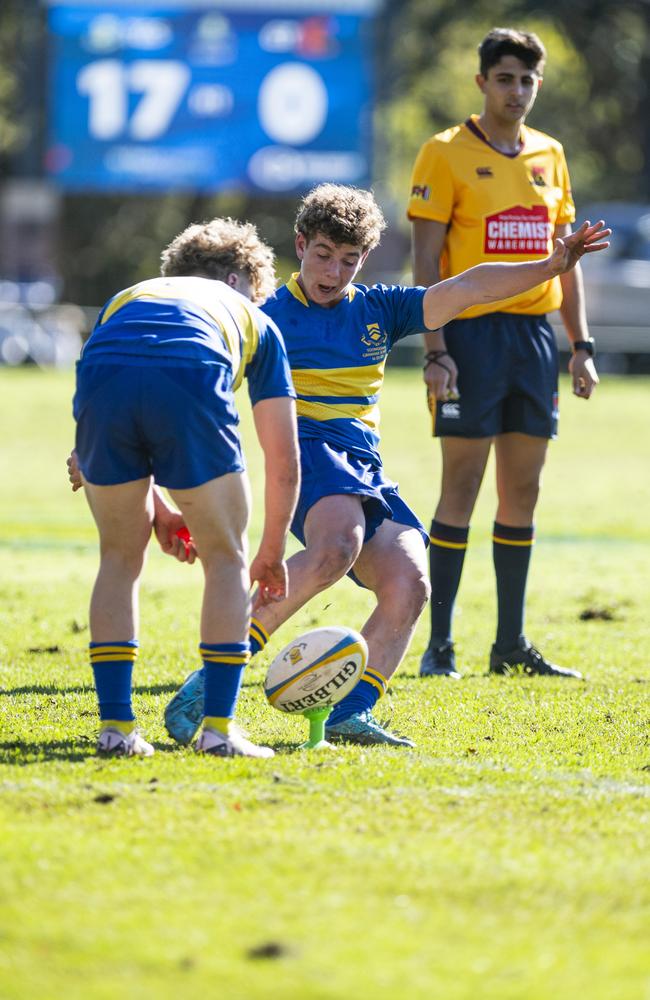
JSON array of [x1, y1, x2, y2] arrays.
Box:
[[45, 1, 379, 192]]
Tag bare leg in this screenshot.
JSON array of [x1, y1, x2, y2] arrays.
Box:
[[169, 472, 252, 644], [254, 494, 366, 634], [435, 436, 493, 526], [494, 432, 548, 525], [83, 476, 154, 641], [353, 521, 430, 680]]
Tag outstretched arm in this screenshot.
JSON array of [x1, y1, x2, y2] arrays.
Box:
[[250, 396, 300, 608], [422, 219, 611, 331]]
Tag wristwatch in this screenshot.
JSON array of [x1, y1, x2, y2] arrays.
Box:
[[572, 338, 595, 357]]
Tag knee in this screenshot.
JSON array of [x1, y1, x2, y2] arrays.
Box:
[[308, 531, 362, 589], [440, 470, 484, 521], [378, 562, 431, 624], [100, 546, 147, 581], [501, 477, 541, 519]]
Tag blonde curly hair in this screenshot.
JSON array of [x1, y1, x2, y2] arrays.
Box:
[[295, 184, 386, 252], [160, 217, 276, 303]]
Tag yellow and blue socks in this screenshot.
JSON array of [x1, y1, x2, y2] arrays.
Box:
[[89, 640, 138, 732], [428, 520, 469, 647], [493, 522, 535, 653], [201, 641, 250, 734], [249, 617, 270, 658], [326, 666, 387, 726]]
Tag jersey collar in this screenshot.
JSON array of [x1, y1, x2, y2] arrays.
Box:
[[286, 273, 357, 307], [464, 114, 526, 158]]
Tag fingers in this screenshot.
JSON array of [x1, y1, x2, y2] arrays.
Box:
[[252, 583, 285, 609]]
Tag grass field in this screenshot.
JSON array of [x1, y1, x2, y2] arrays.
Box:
[[1, 367, 649, 1000]]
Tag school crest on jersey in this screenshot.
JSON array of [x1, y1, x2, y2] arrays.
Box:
[[530, 165, 547, 187], [361, 322, 388, 358]]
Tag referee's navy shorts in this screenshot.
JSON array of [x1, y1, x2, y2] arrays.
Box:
[[429, 312, 559, 439], [74, 359, 245, 488]]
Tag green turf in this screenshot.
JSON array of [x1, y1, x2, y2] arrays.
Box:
[[1, 368, 649, 1000]]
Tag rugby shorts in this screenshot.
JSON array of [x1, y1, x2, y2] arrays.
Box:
[[291, 436, 428, 556], [73, 360, 244, 488], [429, 313, 559, 439]]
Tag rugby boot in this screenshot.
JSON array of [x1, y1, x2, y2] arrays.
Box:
[[164, 668, 205, 745], [97, 727, 154, 757], [195, 726, 274, 758], [419, 641, 461, 678], [325, 709, 415, 747], [489, 638, 583, 679]]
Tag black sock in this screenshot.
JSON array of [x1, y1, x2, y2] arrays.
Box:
[[493, 522, 534, 652], [428, 519, 469, 648]]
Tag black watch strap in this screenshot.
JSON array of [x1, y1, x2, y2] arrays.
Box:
[[572, 338, 595, 357]]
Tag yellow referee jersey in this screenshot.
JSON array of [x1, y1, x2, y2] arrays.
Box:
[[407, 114, 576, 318]]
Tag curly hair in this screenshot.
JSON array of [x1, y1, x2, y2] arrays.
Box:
[[160, 217, 276, 303], [294, 184, 386, 252]]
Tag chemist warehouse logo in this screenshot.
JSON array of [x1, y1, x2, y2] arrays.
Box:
[[484, 205, 552, 255]]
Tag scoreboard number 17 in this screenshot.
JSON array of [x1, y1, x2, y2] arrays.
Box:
[[77, 59, 191, 141]]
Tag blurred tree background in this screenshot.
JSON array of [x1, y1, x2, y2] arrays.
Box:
[[1, 0, 649, 305]]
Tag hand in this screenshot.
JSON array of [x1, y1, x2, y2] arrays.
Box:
[[547, 220, 611, 276], [153, 512, 197, 563], [250, 551, 288, 610], [423, 350, 459, 401], [67, 450, 83, 491], [569, 351, 599, 399]]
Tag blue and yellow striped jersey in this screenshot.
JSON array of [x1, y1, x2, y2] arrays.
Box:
[[81, 276, 294, 405], [262, 276, 426, 463]]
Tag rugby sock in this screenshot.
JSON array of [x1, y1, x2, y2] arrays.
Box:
[[427, 520, 470, 647], [493, 522, 535, 652], [195, 621, 268, 690], [249, 617, 270, 658], [326, 666, 387, 726], [89, 641, 138, 730], [201, 642, 250, 734]]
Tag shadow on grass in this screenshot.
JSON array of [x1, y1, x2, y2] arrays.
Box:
[[1, 677, 263, 698], [0, 737, 297, 764], [0, 738, 97, 764], [0, 683, 185, 697]]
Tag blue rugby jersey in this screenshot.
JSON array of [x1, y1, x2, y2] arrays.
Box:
[[81, 276, 294, 406], [262, 276, 426, 463]]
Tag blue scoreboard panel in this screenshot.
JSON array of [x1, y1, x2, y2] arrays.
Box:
[[45, 1, 378, 192]]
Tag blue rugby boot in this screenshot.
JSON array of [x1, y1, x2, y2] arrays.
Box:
[[325, 709, 415, 748], [164, 668, 205, 745]]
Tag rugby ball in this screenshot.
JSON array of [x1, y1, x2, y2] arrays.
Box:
[[264, 627, 367, 714]]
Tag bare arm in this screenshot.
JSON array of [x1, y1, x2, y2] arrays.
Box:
[[411, 218, 459, 400], [556, 223, 599, 399], [251, 396, 300, 607], [422, 220, 610, 332]]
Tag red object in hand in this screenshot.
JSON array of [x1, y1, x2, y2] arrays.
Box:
[[175, 526, 192, 554]]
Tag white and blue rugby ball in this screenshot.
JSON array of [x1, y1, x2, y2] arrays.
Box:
[[264, 627, 368, 714]]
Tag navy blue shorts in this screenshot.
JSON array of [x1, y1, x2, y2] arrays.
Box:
[[73, 360, 244, 488], [291, 437, 428, 549], [430, 313, 559, 439]]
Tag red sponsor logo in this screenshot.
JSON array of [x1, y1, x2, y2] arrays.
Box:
[[484, 204, 551, 255], [531, 164, 547, 186]]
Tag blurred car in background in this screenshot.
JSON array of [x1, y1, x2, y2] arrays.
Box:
[[554, 202, 650, 369]]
